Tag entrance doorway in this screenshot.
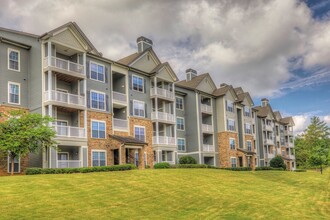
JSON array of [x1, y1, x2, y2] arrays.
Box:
[[113, 149, 119, 165], [238, 157, 243, 167]]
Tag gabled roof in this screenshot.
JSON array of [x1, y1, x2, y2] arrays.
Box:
[[0, 26, 39, 38], [176, 73, 215, 92], [213, 84, 238, 100], [236, 92, 254, 106], [40, 22, 101, 56], [273, 111, 282, 121], [110, 135, 147, 145], [254, 105, 276, 119], [234, 87, 244, 95], [151, 62, 178, 81], [280, 117, 295, 126], [117, 47, 161, 67]]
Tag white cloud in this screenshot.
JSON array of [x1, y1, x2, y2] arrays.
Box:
[[0, 0, 329, 97], [292, 113, 330, 135]]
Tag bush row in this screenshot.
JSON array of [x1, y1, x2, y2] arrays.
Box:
[[219, 167, 252, 171], [26, 164, 136, 175], [170, 164, 210, 169], [154, 163, 252, 171], [294, 169, 307, 172], [255, 167, 284, 171]]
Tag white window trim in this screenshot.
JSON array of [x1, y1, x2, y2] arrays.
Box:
[[90, 90, 106, 111], [177, 138, 186, 151], [227, 118, 236, 132], [246, 140, 252, 150], [132, 74, 144, 93], [91, 150, 107, 167], [7, 154, 20, 173], [134, 125, 146, 141], [57, 152, 69, 160], [8, 48, 20, 72], [175, 96, 184, 110], [229, 138, 236, 150], [8, 81, 21, 105], [176, 117, 185, 131], [230, 157, 237, 168], [91, 119, 106, 139], [89, 61, 105, 83], [133, 100, 145, 118]]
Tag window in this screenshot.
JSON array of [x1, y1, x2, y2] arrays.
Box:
[[177, 138, 185, 151], [244, 106, 251, 117], [91, 91, 105, 110], [90, 62, 105, 82], [132, 75, 144, 92], [176, 117, 185, 130], [230, 138, 236, 150], [227, 119, 235, 131], [91, 120, 106, 138], [176, 97, 184, 110], [8, 154, 20, 173], [226, 100, 234, 112], [162, 151, 173, 162], [8, 82, 20, 105], [245, 123, 252, 134], [231, 157, 237, 168], [134, 126, 145, 141], [8, 48, 20, 71], [92, 150, 106, 166], [247, 141, 252, 151], [133, 100, 145, 117]]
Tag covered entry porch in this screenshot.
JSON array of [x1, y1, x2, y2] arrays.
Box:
[[109, 135, 147, 169]]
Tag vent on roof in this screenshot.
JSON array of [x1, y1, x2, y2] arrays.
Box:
[[186, 68, 197, 81], [220, 83, 228, 87], [261, 98, 269, 107], [137, 36, 153, 53]]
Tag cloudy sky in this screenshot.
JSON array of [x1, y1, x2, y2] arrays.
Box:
[[1, 0, 329, 134]]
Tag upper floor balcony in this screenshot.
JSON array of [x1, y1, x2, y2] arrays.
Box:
[[284, 129, 294, 136], [265, 152, 275, 160], [113, 118, 128, 131], [151, 112, 175, 124], [203, 144, 215, 152], [202, 124, 214, 133], [150, 87, 175, 101], [44, 90, 85, 110], [263, 124, 273, 131], [112, 91, 127, 108], [201, 104, 212, 114], [287, 154, 295, 160], [152, 136, 176, 146], [53, 124, 86, 139], [264, 138, 274, 145], [43, 56, 85, 79], [285, 142, 294, 148]]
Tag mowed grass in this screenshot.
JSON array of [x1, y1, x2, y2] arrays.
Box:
[[0, 169, 329, 219]]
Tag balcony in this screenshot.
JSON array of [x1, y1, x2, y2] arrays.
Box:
[[201, 104, 212, 114], [203, 144, 215, 152], [152, 136, 176, 146], [150, 87, 175, 101], [151, 112, 175, 124], [286, 142, 294, 148], [53, 125, 86, 138], [202, 124, 213, 133], [263, 124, 273, 131], [264, 139, 274, 145], [284, 130, 294, 136], [57, 160, 81, 168], [265, 153, 275, 159], [287, 155, 295, 160], [113, 118, 128, 131], [43, 56, 85, 78], [44, 90, 85, 109], [112, 91, 127, 107]]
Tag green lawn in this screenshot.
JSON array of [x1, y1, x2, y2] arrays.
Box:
[[0, 169, 329, 219]]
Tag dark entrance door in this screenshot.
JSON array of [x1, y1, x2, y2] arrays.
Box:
[[238, 157, 243, 167], [114, 149, 119, 165]]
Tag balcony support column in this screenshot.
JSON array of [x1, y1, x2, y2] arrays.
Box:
[[154, 77, 159, 140], [47, 41, 51, 64], [172, 83, 177, 149]]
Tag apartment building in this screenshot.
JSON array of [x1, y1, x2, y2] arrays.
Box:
[[0, 22, 296, 175]]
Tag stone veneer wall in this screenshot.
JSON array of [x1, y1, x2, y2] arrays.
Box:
[[244, 134, 256, 169], [218, 131, 239, 167], [129, 117, 154, 167], [87, 111, 113, 167]]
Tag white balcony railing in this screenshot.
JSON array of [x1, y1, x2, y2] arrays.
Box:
[[44, 90, 85, 107], [287, 155, 295, 160], [263, 124, 273, 131], [113, 118, 128, 130], [203, 144, 215, 152], [44, 57, 84, 75], [201, 104, 212, 114], [53, 125, 86, 138], [57, 160, 81, 168], [150, 87, 174, 100], [202, 124, 213, 133], [151, 112, 175, 123], [112, 91, 127, 104], [284, 130, 294, 136], [152, 136, 176, 145], [265, 153, 275, 159], [264, 139, 274, 145]]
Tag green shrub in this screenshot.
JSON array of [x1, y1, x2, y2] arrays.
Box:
[[179, 156, 197, 164], [270, 156, 286, 170], [154, 162, 171, 169], [294, 169, 307, 172], [223, 167, 252, 171], [255, 167, 284, 171], [170, 164, 209, 169], [26, 164, 136, 175]]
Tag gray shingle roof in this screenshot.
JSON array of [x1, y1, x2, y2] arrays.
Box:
[[175, 73, 210, 90], [110, 135, 147, 145]]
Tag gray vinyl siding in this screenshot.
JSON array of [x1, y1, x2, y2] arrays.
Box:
[[128, 71, 151, 119], [86, 57, 112, 113]]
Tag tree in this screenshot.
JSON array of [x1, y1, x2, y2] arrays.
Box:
[[0, 111, 57, 175], [296, 116, 330, 174], [270, 155, 286, 170], [294, 135, 310, 167]]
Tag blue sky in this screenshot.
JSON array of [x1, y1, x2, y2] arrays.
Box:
[[0, 0, 329, 133]]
